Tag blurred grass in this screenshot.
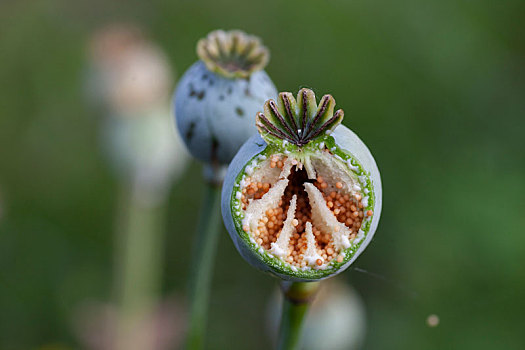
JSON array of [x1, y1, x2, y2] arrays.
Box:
[[1, 0, 524, 349]]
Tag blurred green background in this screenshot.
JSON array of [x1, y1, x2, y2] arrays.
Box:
[[1, 0, 524, 349]]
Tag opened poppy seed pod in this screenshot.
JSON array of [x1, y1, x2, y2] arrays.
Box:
[[174, 30, 278, 176], [222, 88, 382, 281]]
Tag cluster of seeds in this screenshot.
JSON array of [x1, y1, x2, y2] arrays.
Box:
[[239, 156, 286, 250], [239, 154, 371, 269], [240, 180, 271, 210], [278, 166, 319, 268], [313, 176, 372, 242]]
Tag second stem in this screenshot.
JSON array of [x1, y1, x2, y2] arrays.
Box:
[[186, 183, 223, 350]]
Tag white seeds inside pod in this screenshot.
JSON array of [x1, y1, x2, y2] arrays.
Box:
[[239, 152, 368, 269]]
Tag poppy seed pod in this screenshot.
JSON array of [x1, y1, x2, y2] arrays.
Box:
[[174, 30, 278, 177], [222, 89, 382, 281]]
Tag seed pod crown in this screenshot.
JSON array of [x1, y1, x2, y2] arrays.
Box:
[[197, 30, 270, 79], [256, 88, 344, 147]]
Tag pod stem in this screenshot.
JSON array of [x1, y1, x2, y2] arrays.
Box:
[[114, 183, 166, 350], [186, 182, 222, 350], [277, 281, 321, 350]]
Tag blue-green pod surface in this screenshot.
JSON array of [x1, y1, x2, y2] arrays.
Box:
[[174, 30, 277, 166]]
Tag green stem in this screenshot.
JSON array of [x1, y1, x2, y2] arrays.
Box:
[[186, 183, 222, 350], [277, 281, 320, 350], [114, 184, 166, 350]]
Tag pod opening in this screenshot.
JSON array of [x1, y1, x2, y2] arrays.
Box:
[[239, 152, 371, 271]]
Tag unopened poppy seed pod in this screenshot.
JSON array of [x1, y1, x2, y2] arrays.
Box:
[[222, 88, 382, 281], [87, 25, 188, 203], [174, 30, 278, 175]]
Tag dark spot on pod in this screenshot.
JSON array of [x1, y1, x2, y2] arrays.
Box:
[[227, 86, 232, 95], [188, 83, 196, 97], [209, 79, 214, 86], [219, 95, 225, 101], [186, 122, 196, 142], [202, 74, 208, 80], [235, 107, 244, 117], [188, 83, 205, 100], [244, 87, 252, 97]]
